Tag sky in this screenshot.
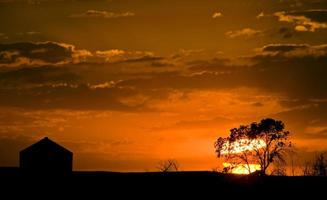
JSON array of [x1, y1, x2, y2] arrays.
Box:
[[0, 0, 327, 172]]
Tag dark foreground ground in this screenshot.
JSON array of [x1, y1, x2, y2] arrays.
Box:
[[1, 167, 326, 198]]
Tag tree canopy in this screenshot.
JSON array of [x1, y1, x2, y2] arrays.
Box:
[[215, 118, 291, 175]]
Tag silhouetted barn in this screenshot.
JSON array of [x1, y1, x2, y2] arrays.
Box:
[[20, 137, 73, 174]]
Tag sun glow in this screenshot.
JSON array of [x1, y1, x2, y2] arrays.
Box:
[[221, 139, 266, 174], [220, 139, 266, 155], [223, 162, 261, 174]]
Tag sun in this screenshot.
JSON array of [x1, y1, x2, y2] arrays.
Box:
[[223, 162, 261, 175], [220, 139, 266, 174]]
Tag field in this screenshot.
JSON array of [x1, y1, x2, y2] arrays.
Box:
[[1, 168, 326, 198]]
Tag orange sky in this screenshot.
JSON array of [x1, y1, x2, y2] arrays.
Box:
[[0, 0, 327, 172]]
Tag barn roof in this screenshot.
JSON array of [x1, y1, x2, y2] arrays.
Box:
[[20, 137, 72, 155]]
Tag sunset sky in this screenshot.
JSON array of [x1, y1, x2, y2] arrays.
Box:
[[0, 0, 327, 172]]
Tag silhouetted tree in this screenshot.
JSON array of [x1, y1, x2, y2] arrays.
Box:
[[289, 149, 298, 176], [157, 160, 179, 172], [215, 118, 291, 175], [312, 153, 327, 176], [271, 159, 287, 176], [302, 161, 313, 176]]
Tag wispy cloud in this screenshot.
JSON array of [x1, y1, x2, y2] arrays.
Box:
[[95, 49, 161, 63], [70, 10, 135, 19], [225, 28, 262, 38], [256, 12, 265, 19], [212, 12, 222, 19]]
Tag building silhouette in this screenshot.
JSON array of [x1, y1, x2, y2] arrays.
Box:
[[19, 137, 73, 174]]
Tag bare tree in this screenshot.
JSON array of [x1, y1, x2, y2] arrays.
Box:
[[312, 152, 327, 176], [288, 149, 298, 176], [302, 161, 313, 176], [157, 160, 179, 172], [271, 159, 287, 176], [302, 152, 327, 176]]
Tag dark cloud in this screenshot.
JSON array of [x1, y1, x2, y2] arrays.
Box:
[[117, 43, 327, 101], [243, 44, 327, 99], [150, 116, 233, 132], [187, 58, 231, 72], [0, 42, 163, 68], [0, 42, 91, 67], [252, 102, 264, 107], [0, 59, 178, 111], [0, 66, 80, 86], [305, 128, 327, 139], [274, 102, 327, 139], [261, 44, 309, 52], [151, 60, 175, 67], [294, 0, 327, 8], [0, 0, 99, 3], [277, 27, 294, 39], [275, 10, 327, 32], [120, 55, 164, 63], [0, 84, 148, 111], [290, 9, 327, 23], [0, 43, 326, 112], [117, 72, 231, 91]]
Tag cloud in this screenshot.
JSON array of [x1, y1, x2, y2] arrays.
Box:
[[95, 49, 162, 63], [89, 81, 117, 89], [0, 41, 166, 67], [150, 116, 233, 132], [70, 10, 135, 19], [0, 0, 109, 3], [115, 43, 327, 102], [0, 82, 149, 111], [291, 9, 327, 22], [0, 42, 326, 114], [187, 57, 232, 72], [246, 43, 327, 99], [0, 34, 8, 40], [170, 49, 205, 61], [260, 44, 310, 52], [212, 12, 222, 19], [96, 49, 126, 58], [0, 66, 81, 86], [17, 31, 41, 36], [273, 102, 327, 139], [274, 10, 327, 32], [0, 42, 326, 144], [295, 25, 309, 31], [257, 43, 327, 57], [151, 60, 175, 68], [225, 28, 262, 38], [256, 12, 265, 19], [278, 27, 294, 38], [0, 42, 91, 67]]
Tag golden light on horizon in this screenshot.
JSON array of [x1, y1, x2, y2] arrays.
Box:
[[223, 162, 261, 175], [221, 139, 266, 174]]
